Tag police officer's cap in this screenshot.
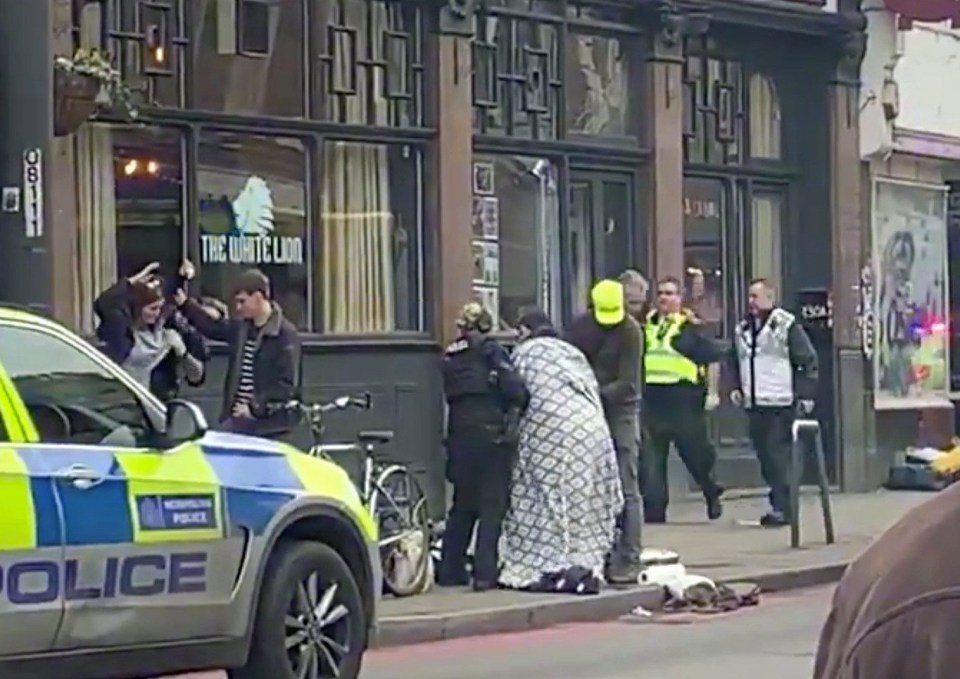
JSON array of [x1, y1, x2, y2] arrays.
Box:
[[457, 301, 493, 333]]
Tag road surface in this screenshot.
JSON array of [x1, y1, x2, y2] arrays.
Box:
[[361, 586, 833, 679]]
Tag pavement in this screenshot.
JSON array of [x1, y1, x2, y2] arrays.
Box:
[[363, 585, 834, 678], [376, 489, 932, 648]]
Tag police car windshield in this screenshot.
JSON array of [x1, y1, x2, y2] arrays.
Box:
[[17, 372, 132, 405]]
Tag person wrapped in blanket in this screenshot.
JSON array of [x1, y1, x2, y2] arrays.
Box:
[[94, 260, 209, 400], [498, 308, 624, 595]]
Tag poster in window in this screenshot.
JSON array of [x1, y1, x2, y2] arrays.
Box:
[[472, 196, 500, 241], [473, 285, 500, 326], [872, 179, 949, 409], [471, 240, 500, 286], [473, 162, 495, 196], [948, 184, 960, 393]]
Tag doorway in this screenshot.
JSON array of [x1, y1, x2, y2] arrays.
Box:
[[568, 169, 635, 316], [683, 175, 793, 488]]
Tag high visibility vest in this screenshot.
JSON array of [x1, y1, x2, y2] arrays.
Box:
[[644, 313, 700, 385]]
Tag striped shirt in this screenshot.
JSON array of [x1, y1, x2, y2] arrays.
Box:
[[235, 338, 258, 407]]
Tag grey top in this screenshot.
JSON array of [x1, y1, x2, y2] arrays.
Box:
[[122, 326, 171, 389]]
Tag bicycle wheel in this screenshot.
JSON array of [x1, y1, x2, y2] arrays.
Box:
[[370, 466, 432, 597]]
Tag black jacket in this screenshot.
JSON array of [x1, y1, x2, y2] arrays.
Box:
[[443, 331, 528, 435], [94, 279, 209, 402], [181, 299, 301, 437], [564, 313, 641, 417]]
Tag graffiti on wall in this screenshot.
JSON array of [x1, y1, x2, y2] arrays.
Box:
[[872, 179, 949, 408]]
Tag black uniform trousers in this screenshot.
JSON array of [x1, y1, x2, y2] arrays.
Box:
[[439, 430, 513, 585], [642, 391, 720, 519], [747, 406, 794, 517]]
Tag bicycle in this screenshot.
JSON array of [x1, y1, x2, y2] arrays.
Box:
[[268, 393, 433, 597]]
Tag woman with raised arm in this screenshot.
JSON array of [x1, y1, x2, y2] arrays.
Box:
[[94, 260, 209, 400]]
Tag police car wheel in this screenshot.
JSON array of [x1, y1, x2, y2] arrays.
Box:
[[235, 540, 367, 679]]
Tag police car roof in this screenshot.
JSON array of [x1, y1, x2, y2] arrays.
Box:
[[0, 304, 70, 332]]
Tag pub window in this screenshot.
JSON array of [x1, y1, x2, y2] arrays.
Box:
[[318, 141, 424, 333], [472, 7, 563, 140], [751, 191, 784, 291], [238, 0, 272, 56], [682, 41, 744, 165], [748, 74, 782, 160], [564, 4, 636, 139], [196, 131, 309, 329], [313, 0, 425, 128], [73, 125, 186, 334], [193, 0, 305, 117], [470, 154, 560, 327], [98, 0, 188, 108]]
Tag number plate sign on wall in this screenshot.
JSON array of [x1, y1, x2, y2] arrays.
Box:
[[22, 148, 43, 238], [797, 288, 832, 330]]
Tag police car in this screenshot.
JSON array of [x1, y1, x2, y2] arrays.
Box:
[[0, 306, 380, 679]]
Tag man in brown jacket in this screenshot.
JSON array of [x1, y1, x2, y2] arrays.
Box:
[[814, 483, 960, 678]]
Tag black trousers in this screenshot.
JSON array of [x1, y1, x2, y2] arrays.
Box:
[[747, 407, 794, 516], [439, 435, 512, 585], [642, 402, 720, 517]]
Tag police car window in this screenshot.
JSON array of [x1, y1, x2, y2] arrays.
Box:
[[0, 326, 154, 447]]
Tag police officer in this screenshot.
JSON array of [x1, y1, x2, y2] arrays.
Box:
[[438, 302, 528, 591], [642, 276, 725, 523], [727, 279, 818, 527]]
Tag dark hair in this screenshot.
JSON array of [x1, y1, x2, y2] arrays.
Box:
[[129, 277, 164, 313], [657, 275, 684, 294], [233, 268, 271, 298], [517, 307, 557, 337]]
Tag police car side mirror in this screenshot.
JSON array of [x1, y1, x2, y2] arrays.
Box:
[[164, 399, 208, 446]]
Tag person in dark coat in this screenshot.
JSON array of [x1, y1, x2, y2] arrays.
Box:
[[565, 279, 644, 584], [94, 261, 208, 401], [438, 302, 528, 591], [174, 262, 301, 439]]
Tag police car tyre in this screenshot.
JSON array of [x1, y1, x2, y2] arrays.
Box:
[[233, 540, 367, 679]]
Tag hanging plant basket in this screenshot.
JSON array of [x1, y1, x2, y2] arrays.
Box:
[[52, 49, 139, 137], [53, 68, 100, 137]]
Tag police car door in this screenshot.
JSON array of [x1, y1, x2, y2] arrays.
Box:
[[0, 321, 240, 650], [0, 362, 63, 656]]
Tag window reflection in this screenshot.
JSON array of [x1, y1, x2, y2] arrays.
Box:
[[193, 0, 305, 117], [683, 177, 725, 337], [196, 132, 308, 328], [565, 31, 631, 138], [751, 193, 783, 291], [471, 154, 560, 327], [749, 75, 782, 159]]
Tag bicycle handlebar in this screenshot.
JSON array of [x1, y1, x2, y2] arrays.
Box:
[[263, 392, 372, 418]]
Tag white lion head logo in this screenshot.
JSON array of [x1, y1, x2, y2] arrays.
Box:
[[232, 176, 274, 236]]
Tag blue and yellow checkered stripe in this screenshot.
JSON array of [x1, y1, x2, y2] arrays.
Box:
[[0, 434, 371, 552]]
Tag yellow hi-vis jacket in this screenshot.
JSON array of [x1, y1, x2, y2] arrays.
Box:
[[644, 311, 700, 385]]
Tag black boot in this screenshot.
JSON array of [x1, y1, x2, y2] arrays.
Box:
[[759, 510, 790, 527]]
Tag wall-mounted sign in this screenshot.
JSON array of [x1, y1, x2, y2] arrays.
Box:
[[797, 288, 832, 330], [2, 187, 20, 213], [22, 148, 43, 238], [199, 176, 304, 266]]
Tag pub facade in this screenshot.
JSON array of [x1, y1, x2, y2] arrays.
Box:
[[0, 0, 870, 508]]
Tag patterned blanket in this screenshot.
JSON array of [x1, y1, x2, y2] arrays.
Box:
[[499, 336, 624, 590]]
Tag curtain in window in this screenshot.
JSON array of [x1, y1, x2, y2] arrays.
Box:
[[748, 74, 781, 159], [73, 124, 118, 335], [320, 1, 395, 333], [751, 194, 782, 290]]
